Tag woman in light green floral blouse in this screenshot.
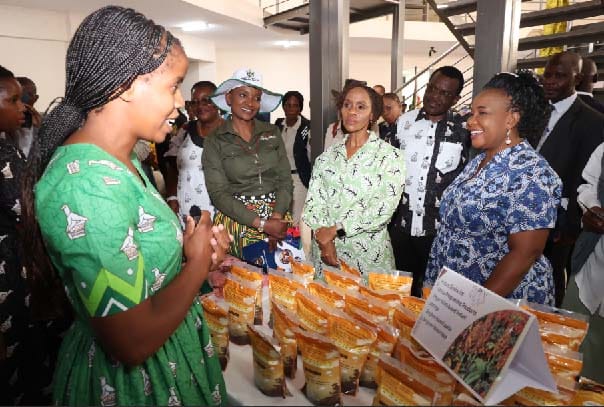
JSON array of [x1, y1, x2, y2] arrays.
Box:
[[302, 83, 406, 277]]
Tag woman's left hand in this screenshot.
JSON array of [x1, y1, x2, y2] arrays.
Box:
[[315, 226, 337, 246]]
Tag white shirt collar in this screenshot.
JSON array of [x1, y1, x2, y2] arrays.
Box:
[[576, 90, 593, 97], [551, 92, 577, 113]]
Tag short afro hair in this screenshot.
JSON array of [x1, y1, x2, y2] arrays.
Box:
[[430, 66, 464, 96], [282, 90, 304, 112]]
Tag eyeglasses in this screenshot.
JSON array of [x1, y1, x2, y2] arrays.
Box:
[[189, 98, 213, 106], [426, 83, 456, 99]]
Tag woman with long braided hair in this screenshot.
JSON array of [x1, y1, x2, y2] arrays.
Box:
[[20, 6, 228, 406]]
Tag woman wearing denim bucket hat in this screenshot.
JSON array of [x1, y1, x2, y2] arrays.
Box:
[[203, 68, 293, 258]]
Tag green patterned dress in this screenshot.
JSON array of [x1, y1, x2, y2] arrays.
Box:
[[35, 144, 226, 406], [302, 131, 406, 276]]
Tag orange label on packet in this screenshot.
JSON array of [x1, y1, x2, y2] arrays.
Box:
[[200, 295, 230, 370], [367, 272, 412, 295], [291, 260, 315, 284], [344, 291, 390, 323], [401, 296, 426, 316], [308, 281, 346, 309], [223, 276, 256, 345], [323, 267, 360, 292], [268, 269, 305, 312], [295, 329, 342, 406], [397, 338, 455, 387], [340, 259, 362, 277], [271, 301, 299, 379], [248, 325, 290, 398], [376, 355, 454, 406], [296, 290, 330, 335], [327, 310, 377, 395], [230, 263, 264, 325]]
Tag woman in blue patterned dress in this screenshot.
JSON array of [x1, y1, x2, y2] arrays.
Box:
[[425, 71, 562, 305]]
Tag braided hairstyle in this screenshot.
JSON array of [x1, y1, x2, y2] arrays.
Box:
[[483, 70, 551, 147], [20, 6, 180, 318]]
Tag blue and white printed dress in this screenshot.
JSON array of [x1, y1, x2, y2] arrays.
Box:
[[424, 140, 562, 305]]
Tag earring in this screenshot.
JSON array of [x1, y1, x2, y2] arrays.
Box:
[[505, 129, 512, 145]]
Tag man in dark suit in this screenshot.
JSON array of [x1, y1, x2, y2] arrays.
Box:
[[538, 51, 604, 306], [576, 58, 604, 115]]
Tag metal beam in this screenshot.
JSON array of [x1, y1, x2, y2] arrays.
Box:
[[455, 0, 604, 36], [518, 22, 604, 51], [263, 4, 309, 26], [309, 0, 349, 161], [391, 0, 405, 92], [517, 50, 604, 69], [473, 0, 521, 95]]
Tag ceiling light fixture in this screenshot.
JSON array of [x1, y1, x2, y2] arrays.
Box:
[[179, 21, 212, 32], [275, 40, 301, 48]]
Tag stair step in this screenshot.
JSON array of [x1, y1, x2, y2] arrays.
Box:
[[518, 22, 604, 51], [437, 0, 478, 17], [517, 50, 604, 69], [456, 0, 604, 36]]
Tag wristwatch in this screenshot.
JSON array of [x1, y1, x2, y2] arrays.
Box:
[[258, 218, 267, 233], [335, 222, 346, 239]]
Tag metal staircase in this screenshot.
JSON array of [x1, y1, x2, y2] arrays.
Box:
[[407, 0, 604, 108], [262, 1, 604, 107]]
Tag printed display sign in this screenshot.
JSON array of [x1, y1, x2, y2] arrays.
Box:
[[412, 267, 557, 405]]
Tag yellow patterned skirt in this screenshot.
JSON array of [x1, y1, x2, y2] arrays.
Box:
[[213, 192, 291, 259]]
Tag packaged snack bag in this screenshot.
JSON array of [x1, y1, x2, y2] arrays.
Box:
[[200, 294, 230, 370], [308, 280, 346, 309], [391, 305, 420, 359], [367, 270, 413, 296], [223, 274, 259, 345], [230, 262, 264, 325], [523, 302, 589, 351], [291, 260, 316, 285], [343, 290, 390, 325], [271, 300, 300, 379], [323, 266, 361, 292], [374, 354, 455, 406], [396, 338, 455, 388], [347, 306, 399, 389], [248, 325, 291, 398], [359, 285, 403, 321], [543, 343, 583, 381], [451, 392, 482, 406], [401, 295, 426, 316], [339, 258, 362, 277], [326, 309, 377, 395], [295, 328, 342, 406], [268, 268, 306, 312], [512, 382, 577, 406], [571, 377, 604, 406], [296, 290, 331, 335]]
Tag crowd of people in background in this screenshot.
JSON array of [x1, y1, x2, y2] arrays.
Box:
[[1, 4, 604, 405]]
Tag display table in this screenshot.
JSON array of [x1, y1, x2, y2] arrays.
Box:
[[222, 288, 376, 406]]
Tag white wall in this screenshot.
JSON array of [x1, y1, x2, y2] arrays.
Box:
[[0, 5, 219, 111], [215, 46, 457, 118], [0, 5, 70, 110]]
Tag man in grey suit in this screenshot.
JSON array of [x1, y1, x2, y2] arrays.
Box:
[[538, 51, 604, 306]]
